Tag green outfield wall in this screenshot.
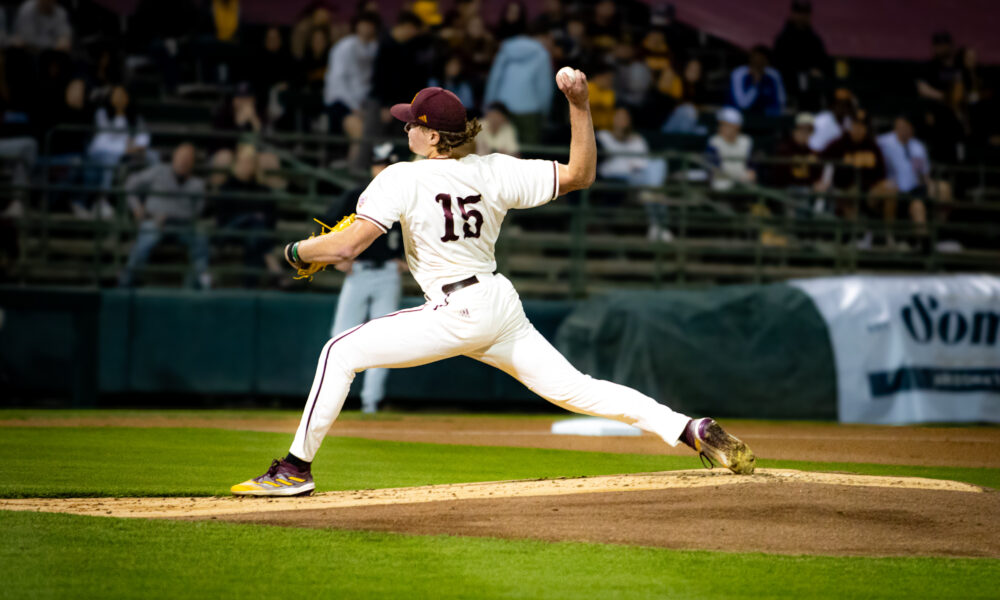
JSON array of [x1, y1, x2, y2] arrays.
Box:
[[0, 286, 836, 418]]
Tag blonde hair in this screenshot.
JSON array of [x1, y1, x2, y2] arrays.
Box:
[[434, 118, 483, 153]]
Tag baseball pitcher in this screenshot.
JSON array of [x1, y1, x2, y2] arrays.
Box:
[[232, 70, 756, 496]]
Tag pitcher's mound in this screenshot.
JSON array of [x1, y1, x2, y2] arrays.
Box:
[[2, 470, 996, 557]]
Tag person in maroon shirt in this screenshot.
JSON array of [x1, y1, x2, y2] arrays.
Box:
[[770, 112, 822, 189], [816, 109, 897, 223]]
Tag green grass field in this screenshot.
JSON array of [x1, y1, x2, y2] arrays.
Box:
[[1, 411, 997, 599]]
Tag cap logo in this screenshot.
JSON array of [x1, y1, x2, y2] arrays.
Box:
[[418, 115, 428, 123]]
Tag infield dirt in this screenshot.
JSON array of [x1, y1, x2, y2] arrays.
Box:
[[2, 469, 996, 558], [3, 414, 998, 558]]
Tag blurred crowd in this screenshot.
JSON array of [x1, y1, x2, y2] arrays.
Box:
[[0, 0, 996, 285]]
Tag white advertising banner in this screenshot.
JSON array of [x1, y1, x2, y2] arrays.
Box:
[[791, 275, 1000, 425]]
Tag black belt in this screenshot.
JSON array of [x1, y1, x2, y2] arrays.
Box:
[[442, 275, 479, 295]]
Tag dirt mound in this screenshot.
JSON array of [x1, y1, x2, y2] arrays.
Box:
[[2, 470, 996, 557], [221, 482, 999, 558]]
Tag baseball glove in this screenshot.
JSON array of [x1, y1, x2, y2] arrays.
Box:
[[285, 214, 356, 280]]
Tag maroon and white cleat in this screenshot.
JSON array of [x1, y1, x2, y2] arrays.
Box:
[[682, 418, 756, 475]]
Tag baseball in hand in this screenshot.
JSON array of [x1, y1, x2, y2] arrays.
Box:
[[557, 66, 577, 84]]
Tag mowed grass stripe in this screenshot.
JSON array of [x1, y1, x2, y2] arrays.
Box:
[[3, 511, 998, 600], [0, 427, 997, 498]]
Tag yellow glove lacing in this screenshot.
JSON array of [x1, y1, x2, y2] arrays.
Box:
[[293, 213, 357, 280]]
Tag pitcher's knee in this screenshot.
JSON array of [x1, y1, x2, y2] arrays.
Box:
[[318, 339, 360, 379], [534, 373, 597, 405]]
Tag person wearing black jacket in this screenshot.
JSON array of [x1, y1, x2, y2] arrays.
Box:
[[370, 12, 429, 114], [772, 0, 829, 110]]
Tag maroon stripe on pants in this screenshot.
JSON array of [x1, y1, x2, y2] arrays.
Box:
[[302, 305, 427, 437]]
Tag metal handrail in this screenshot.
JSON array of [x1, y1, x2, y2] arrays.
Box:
[[7, 125, 999, 295]]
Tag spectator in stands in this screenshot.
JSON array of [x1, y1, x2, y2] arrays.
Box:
[[300, 25, 332, 90], [809, 87, 855, 152], [596, 106, 671, 242], [253, 27, 295, 129], [463, 15, 497, 84], [43, 78, 91, 158], [817, 109, 897, 245], [215, 144, 281, 287], [255, 151, 287, 193], [0, 118, 38, 219], [772, 0, 828, 111], [42, 78, 91, 214], [410, 0, 443, 28], [129, 0, 199, 93], [483, 24, 552, 145], [429, 56, 476, 110], [118, 143, 210, 289], [532, 0, 565, 37], [323, 11, 380, 134], [649, 3, 698, 62], [495, 1, 527, 41], [210, 82, 262, 156], [706, 107, 755, 192], [586, 0, 622, 52], [80, 85, 153, 220], [196, 0, 245, 83], [559, 13, 590, 66], [208, 147, 233, 191], [612, 38, 651, 116], [441, 0, 482, 36], [877, 115, 953, 236], [201, 0, 242, 44], [660, 58, 708, 134], [640, 29, 672, 86], [641, 29, 685, 129], [291, 4, 344, 60], [476, 102, 519, 156], [728, 45, 786, 116], [915, 31, 968, 164], [257, 27, 293, 89], [587, 65, 616, 132], [9, 0, 72, 52], [769, 112, 823, 214], [371, 12, 428, 113]]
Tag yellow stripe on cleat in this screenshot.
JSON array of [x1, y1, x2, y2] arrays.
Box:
[[288, 476, 305, 483], [262, 481, 280, 487], [276, 479, 292, 486]]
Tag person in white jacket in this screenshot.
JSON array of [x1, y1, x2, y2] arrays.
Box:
[[80, 85, 154, 219], [323, 12, 380, 134]]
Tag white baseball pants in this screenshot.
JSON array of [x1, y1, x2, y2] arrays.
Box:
[[290, 273, 690, 462], [331, 262, 401, 413]]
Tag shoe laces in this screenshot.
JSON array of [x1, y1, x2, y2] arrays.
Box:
[[265, 458, 283, 477], [698, 452, 716, 470]]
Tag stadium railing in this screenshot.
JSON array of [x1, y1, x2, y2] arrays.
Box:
[[2, 125, 998, 298]]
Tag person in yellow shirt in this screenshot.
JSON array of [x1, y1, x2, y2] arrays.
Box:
[[588, 65, 616, 131]]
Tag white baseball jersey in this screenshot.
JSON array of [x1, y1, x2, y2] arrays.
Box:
[[288, 153, 691, 464], [355, 153, 559, 294]]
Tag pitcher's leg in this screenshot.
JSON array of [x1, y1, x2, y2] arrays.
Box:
[[470, 327, 690, 445], [289, 304, 471, 461]]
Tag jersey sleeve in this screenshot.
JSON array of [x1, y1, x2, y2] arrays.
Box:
[[354, 166, 404, 233], [487, 154, 559, 210]]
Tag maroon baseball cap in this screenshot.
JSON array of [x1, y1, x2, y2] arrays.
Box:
[[390, 87, 467, 132]]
